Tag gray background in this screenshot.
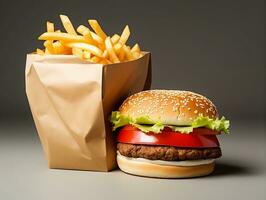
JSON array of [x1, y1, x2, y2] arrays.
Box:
[[0, 0, 264, 121], [0, 0, 265, 200]]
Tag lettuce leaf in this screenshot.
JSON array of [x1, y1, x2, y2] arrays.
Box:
[[110, 111, 157, 131], [110, 111, 130, 131], [132, 123, 164, 133], [110, 111, 230, 134], [192, 114, 230, 134], [167, 126, 194, 133]]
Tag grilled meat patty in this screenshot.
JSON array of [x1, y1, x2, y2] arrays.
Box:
[[117, 143, 222, 161]]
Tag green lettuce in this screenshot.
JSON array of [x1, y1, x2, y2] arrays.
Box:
[[110, 111, 131, 131], [110, 111, 230, 134], [167, 126, 194, 133], [111, 111, 163, 133], [133, 123, 165, 133], [192, 114, 230, 134]]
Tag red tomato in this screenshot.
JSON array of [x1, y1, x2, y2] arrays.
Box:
[[117, 125, 220, 148]]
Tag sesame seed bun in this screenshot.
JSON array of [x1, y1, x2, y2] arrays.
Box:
[[117, 154, 215, 178], [119, 90, 218, 126]]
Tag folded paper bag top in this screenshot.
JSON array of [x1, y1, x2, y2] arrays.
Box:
[[25, 53, 151, 171]]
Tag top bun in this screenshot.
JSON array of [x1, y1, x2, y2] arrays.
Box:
[[119, 90, 219, 126]]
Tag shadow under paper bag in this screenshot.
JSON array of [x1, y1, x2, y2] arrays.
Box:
[[25, 53, 151, 171]]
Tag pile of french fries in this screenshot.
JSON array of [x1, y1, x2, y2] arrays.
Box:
[[37, 15, 143, 64]]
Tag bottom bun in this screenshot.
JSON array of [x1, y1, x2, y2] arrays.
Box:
[[117, 154, 215, 178]]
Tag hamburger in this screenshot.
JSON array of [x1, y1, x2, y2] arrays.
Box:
[[111, 90, 230, 178]]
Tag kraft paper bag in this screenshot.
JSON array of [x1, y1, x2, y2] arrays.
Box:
[[25, 53, 151, 171]]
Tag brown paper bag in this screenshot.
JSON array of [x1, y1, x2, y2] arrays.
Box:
[[25, 53, 151, 171]]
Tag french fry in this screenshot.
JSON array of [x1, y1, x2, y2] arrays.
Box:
[[44, 22, 55, 53], [72, 47, 83, 58], [44, 48, 51, 54], [114, 42, 122, 53], [64, 42, 103, 57], [122, 45, 134, 61], [111, 34, 120, 44], [53, 41, 71, 54], [99, 58, 112, 64], [105, 37, 120, 63], [77, 25, 89, 34], [113, 26, 130, 56], [102, 50, 108, 58], [118, 25, 130, 46], [36, 48, 45, 55], [36, 15, 143, 63], [83, 51, 91, 59], [39, 32, 87, 43], [90, 31, 104, 45], [103, 58, 112, 64], [98, 44, 106, 51], [99, 59, 108, 64], [44, 40, 54, 53], [118, 48, 125, 61], [47, 22, 54, 32], [131, 43, 140, 53], [88, 19, 107, 40], [90, 56, 101, 63], [132, 51, 140, 59], [60, 15, 77, 35], [77, 25, 97, 45]]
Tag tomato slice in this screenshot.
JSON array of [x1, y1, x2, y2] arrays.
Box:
[[117, 125, 220, 148]]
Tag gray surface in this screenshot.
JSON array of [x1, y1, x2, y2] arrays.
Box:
[[0, 0, 265, 120], [0, 120, 265, 200]]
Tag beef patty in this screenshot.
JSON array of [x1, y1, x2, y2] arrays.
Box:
[[117, 143, 222, 161]]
